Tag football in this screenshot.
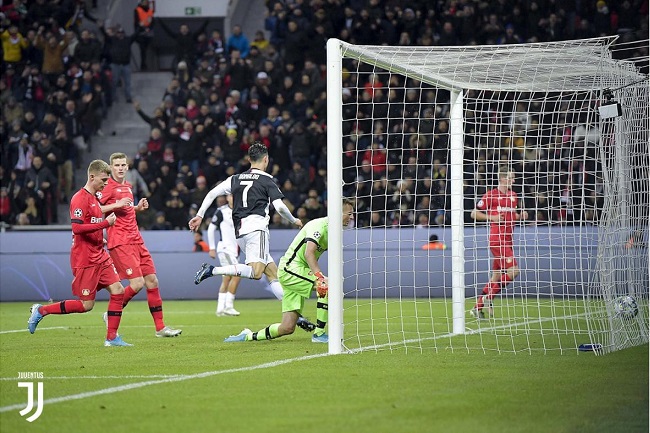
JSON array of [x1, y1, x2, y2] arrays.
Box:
[[613, 295, 639, 319]]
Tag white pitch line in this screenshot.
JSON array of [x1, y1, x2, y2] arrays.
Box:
[[0, 312, 592, 412], [0, 353, 330, 413], [0, 327, 68, 335]]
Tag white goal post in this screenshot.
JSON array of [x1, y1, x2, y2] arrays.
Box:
[[326, 37, 649, 355]]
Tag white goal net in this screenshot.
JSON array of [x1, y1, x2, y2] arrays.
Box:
[[326, 37, 649, 355]]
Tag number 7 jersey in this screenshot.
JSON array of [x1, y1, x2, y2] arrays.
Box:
[[230, 169, 284, 237]]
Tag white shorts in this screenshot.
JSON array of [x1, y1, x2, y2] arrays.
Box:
[[237, 231, 274, 266], [217, 250, 239, 267]]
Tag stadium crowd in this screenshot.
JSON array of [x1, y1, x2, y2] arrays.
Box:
[[1, 0, 648, 229]]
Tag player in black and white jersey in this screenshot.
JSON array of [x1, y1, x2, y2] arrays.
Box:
[[189, 142, 303, 300], [207, 194, 241, 316]]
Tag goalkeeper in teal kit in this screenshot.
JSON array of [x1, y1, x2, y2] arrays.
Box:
[[224, 199, 355, 343]]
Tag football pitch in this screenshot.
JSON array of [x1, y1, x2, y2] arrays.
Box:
[[0, 299, 647, 433]]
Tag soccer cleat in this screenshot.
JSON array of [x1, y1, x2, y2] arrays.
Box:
[[469, 307, 485, 320], [27, 304, 44, 334], [224, 328, 252, 342], [296, 316, 316, 332], [222, 307, 240, 316], [194, 263, 214, 285], [155, 326, 182, 337], [311, 333, 329, 343], [104, 335, 133, 347]]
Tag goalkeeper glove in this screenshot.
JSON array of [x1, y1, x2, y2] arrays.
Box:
[[314, 271, 328, 297]]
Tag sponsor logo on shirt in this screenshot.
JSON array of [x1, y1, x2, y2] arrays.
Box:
[[90, 217, 103, 223], [496, 206, 516, 212]]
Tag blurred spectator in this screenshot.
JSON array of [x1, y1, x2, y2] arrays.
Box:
[[134, 0, 154, 70], [158, 20, 209, 73], [193, 231, 209, 252], [226, 24, 250, 58], [101, 23, 136, 103], [150, 210, 172, 230]]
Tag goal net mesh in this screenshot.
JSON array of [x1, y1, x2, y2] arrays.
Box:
[[327, 37, 649, 354]]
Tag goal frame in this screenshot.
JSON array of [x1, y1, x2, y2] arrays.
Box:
[[325, 37, 649, 355]]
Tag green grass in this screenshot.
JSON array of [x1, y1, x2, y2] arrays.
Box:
[[0, 300, 647, 433]]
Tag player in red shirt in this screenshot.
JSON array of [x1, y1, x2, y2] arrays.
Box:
[[98, 152, 181, 337], [27, 160, 133, 346], [470, 166, 528, 319]]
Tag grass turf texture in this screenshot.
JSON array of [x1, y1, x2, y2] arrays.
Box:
[[0, 300, 647, 433]]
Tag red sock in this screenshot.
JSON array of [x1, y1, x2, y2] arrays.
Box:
[[40, 300, 85, 315], [106, 293, 124, 340], [476, 281, 499, 309], [122, 286, 138, 308], [486, 274, 514, 301], [146, 287, 165, 331]]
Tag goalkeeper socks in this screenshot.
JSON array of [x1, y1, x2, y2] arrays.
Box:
[[217, 292, 226, 312], [252, 323, 280, 341], [106, 293, 124, 340], [122, 285, 138, 308], [213, 264, 254, 279], [146, 287, 165, 331], [315, 295, 328, 335], [268, 280, 284, 300], [40, 300, 85, 315]]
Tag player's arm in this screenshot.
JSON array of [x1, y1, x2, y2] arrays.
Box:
[[189, 178, 232, 231], [272, 198, 302, 228], [71, 213, 116, 234], [99, 197, 132, 214], [471, 208, 500, 222], [134, 197, 149, 212], [305, 240, 328, 297], [207, 221, 218, 259]]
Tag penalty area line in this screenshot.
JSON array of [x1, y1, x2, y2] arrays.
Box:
[[0, 352, 330, 413]]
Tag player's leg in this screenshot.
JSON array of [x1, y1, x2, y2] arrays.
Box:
[[194, 232, 267, 283], [224, 277, 307, 342], [28, 266, 100, 333], [216, 275, 229, 315], [140, 247, 181, 336], [312, 293, 329, 343], [104, 279, 132, 347], [224, 276, 241, 316], [472, 243, 505, 318], [262, 261, 284, 300], [217, 251, 241, 316], [109, 245, 141, 307]]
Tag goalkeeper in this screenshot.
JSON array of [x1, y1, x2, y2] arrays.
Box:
[[224, 199, 355, 344]]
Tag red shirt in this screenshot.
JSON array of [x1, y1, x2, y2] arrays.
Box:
[[97, 177, 143, 249], [476, 188, 520, 243], [69, 188, 111, 268]]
